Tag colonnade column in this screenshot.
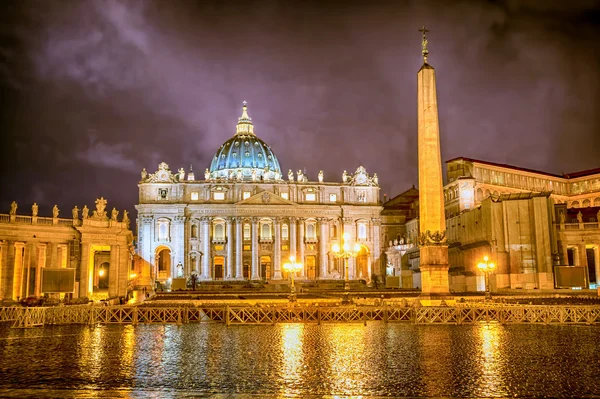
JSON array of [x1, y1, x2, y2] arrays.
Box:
[[342, 217, 354, 279], [0, 241, 5, 299], [201, 217, 211, 280], [289, 217, 297, 260], [109, 245, 119, 297], [318, 218, 328, 279], [251, 217, 259, 280], [79, 243, 91, 298], [235, 217, 243, 279], [226, 217, 234, 279], [372, 218, 381, 281], [34, 243, 47, 297], [579, 244, 589, 286], [273, 218, 282, 280], [12, 242, 25, 300], [298, 218, 305, 277]]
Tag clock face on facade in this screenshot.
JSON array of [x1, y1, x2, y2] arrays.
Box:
[[159, 171, 168, 180], [356, 173, 367, 184]]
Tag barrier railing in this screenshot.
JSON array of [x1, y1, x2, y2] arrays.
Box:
[[2, 304, 600, 328]]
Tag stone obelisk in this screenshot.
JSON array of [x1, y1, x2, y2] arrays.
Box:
[[417, 26, 450, 297]]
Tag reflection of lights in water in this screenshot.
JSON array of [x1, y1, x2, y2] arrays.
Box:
[[280, 324, 304, 391], [478, 324, 507, 397], [120, 325, 135, 378], [325, 325, 367, 395]]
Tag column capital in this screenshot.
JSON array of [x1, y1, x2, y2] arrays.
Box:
[[371, 218, 382, 226], [14, 241, 25, 249], [234, 216, 243, 224], [342, 217, 353, 224], [174, 215, 187, 223], [199, 216, 211, 223], [250, 217, 259, 224], [297, 217, 306, 223], [141, 215, 154, 224], [289, 216, 297, 224]]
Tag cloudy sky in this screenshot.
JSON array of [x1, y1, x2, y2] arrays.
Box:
[[0, 0, 598, 222]]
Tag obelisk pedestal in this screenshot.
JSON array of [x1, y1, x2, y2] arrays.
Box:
[[417, 27, 451, 299]]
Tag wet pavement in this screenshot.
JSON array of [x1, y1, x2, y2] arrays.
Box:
[[0, 323, 599, 398]]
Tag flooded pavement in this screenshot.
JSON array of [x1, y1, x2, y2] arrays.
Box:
[[0, 323, 598, 398]]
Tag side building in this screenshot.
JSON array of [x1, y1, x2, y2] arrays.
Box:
[[0, 198, 133, 301], [136, 103, 383, 286], [384, 157, 600, 292]]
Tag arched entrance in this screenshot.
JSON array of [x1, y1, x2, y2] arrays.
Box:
[[356, 246, 370, 279], [260, 256, 271, 280], [156, 247, 171, 281]]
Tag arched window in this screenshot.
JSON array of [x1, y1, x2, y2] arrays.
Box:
[[594, 198, 600, 207], [358, 223, 367, 239], [570, 201, 580, 209], [261, 223, 271, 239], [476, 188, 483, 201], [244, 224, 251, 240], [306, 223, 315, 238], [282, 224, 289, 240], [191, 224, 198, 238], [583, 199, 591, 207], [214, 223, 225, 239]]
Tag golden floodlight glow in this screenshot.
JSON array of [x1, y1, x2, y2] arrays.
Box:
[[332, 243, 340, 253], [98, 269, 105, 277]]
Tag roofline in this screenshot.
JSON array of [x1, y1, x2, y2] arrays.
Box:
[[446, 157, 568, 179]]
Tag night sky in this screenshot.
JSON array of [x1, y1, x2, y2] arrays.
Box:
[[1, 0, 598, 224]]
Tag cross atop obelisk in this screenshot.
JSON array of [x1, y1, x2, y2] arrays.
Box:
[[418, 25, 429, 63]]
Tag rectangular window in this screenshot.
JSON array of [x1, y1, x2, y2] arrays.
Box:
[[305, 193, 316, 202], [243, 191, 251, 199], [213, 192, 225, 201], [281, 192, 289, 200], [329, 194, 337, 202], [191, 192, 199, 201], [243, 224, 250, 240], [244, 245, 251, 251]]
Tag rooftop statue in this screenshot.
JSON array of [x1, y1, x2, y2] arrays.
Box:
[[94, 197, 107, 219], [204, 168, 210, 180], [72, 206, 79, 219], [141, 168, 147, 180], [318, 170, 324, 183], [111, 208, 119, 221], [31, 203, 38, 217], [52, 205, 59, 218], [123, 210, 130, 227], [82, 205, 89, 219], [297, 170, 303, 182], [342, 170, 348, 183], [288, 169, 294, 182], [577, 211, 583, 223], [9, 201, 17, 216]]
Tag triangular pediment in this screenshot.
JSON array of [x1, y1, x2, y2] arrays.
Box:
[[236, 190, 297, 206]]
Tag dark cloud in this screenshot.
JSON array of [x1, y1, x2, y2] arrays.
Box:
[[0, 0, 598, 221]]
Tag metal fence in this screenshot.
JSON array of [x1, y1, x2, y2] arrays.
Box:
[[2, 304, 600, 328]]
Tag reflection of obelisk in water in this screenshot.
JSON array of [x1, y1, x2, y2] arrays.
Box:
[[417, 26, 450, 296]]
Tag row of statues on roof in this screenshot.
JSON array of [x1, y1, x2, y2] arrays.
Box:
[[141, 162, 379, 186], [8, 198, 130, 226]]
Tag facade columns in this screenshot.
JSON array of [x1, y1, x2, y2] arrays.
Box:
[[0, 241, 5, 299], [289, 217, 297, 261], [251, 217, 259, 280], [235, 218, 243, 279], [226, 217, 234, 279], [12, 242, 25, 300], [372, 218, 381, 280], [201, 217, 211, 280], [298, 218, 305, 276], [318, 218, 328, 278], [79, 243, 91, 298], [273, 218, 282, 280], [109, 245, 119, 297], [342, 217, 354, 280]]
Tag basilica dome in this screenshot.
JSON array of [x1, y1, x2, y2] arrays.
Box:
[[209, 102, 282, 181]]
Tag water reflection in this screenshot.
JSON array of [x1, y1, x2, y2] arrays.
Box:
[[1, 323, 600, 397], [278, 324, 304, 395], [476, 324, 508, 397]]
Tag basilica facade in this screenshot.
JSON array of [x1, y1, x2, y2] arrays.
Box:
[[136, 103, 382, 285]]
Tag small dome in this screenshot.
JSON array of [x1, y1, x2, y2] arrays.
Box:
[[209, 102, 282, 181]]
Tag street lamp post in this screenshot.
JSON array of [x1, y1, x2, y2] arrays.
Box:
[[477, 255, 496, 301], [331, 232, 361, 291], [283, 255, 303, 301]]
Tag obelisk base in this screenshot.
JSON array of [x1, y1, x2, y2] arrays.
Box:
[[419, 245, 451, 299]]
